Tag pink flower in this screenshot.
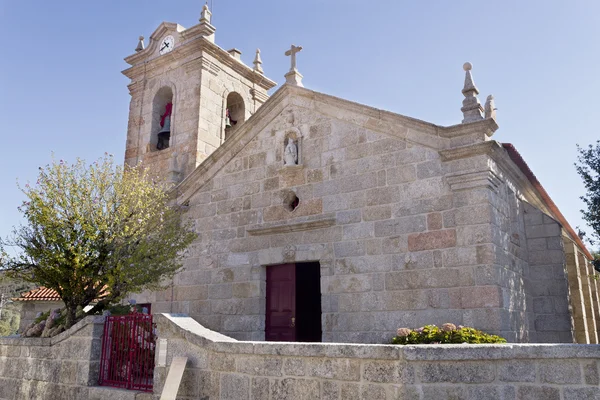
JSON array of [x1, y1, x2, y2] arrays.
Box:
[[415, 327, 424, 333], [442, 323, 457, 332], [396, 328, 411, 337]]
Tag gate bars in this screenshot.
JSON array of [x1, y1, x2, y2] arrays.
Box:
[[98, 313, 156, 392]]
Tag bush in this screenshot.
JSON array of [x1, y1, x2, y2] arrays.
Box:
[[391, 323, 507, 345]]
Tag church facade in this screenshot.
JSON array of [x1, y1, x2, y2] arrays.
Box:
[[123, 5, 599, 344]]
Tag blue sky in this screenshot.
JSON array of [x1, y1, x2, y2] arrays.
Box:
[[1, 1, 598, 247]]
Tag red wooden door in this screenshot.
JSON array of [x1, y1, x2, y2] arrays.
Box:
[[266, 264, 296, 341]]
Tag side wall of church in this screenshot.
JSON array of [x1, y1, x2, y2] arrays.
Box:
[[522, 202, 573, 343]]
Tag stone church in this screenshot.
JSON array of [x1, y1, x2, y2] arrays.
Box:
[[124, 5, 599, 344]]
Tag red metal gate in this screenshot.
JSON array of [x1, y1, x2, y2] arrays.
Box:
[[98, 313, 155, 392]]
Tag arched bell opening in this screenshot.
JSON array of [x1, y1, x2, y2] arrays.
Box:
[[224, 92, 245, 140], [151, 87, 174, 151]]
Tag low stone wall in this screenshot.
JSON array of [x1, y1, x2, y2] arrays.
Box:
[[0, 316, 104, 400], [17, 300, 65, 332], [155, 313, 600, 400]]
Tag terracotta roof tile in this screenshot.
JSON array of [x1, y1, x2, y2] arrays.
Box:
[[14, 286, 62, 302]]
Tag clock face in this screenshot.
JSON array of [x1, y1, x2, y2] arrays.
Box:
[[159, 35, 175, 55]]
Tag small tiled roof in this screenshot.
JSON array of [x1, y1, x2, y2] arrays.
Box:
[[14, 286, 62, 302]]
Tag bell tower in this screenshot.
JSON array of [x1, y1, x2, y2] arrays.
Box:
[[122, 4, 277, 183]]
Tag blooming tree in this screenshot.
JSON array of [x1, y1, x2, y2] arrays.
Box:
[[0, 155, 197, 328]]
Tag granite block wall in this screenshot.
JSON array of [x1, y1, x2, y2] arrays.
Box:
[[0, 316, 104, 400], [153, 313, 600, 400], [17, 301, 64, 333], [129, 88, 597, 343], [139, 99, 504, 343], [523, 203, 573, 343]]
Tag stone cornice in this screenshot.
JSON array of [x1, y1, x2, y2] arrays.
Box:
[[251, 88, 269, 104], [247, 217, 336, 236], [291, 88, 440, 136], [446, 170, 502, 192], [180, 22, 215, 41], [439, 140, 500, 161], [124, 22, 185, 66], [123, 34, 276, 91], [440, 140, 563, 225], [439, 118, 499, 138]]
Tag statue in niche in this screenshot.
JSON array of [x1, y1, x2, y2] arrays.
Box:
[[157, 102, 172, 150], [284, 137, 298, 166]]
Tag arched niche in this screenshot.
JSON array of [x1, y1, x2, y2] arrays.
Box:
[[283, 129, 301, 166], [151, 86, 174, 151], [224, 91, 245, 140]]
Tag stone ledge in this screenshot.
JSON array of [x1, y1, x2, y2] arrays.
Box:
[[402, 343, 600, 361], [439, 118, 498, 138], [159, 313, 600, 362], [247, 218, 336, 236], [0, 315, 104, 347]]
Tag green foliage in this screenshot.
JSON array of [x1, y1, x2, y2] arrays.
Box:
[[391, 324, 507, 345], [0, 306, 20, 336], [575, 141, 600, 246], [0, 154, 197, 328]]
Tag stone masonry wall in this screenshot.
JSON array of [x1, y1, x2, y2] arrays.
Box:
[[130, 87, 594, 343], [153, 313, 600, 400], [17, 301, 64, 333], [522, 203, 573, 343], [124, 49, 204, 181], [564, 237, 600, 344], [0, 316, 104, 400], [124, 31, 272, 186], [141, 98, 505, 344]]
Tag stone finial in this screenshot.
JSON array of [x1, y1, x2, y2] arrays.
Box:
[[284, 44, 304, 87], [253, 49, 264, 74], [135, 36, 145, 52], [461, 62, 484, 123], [200, 3, 212, 24], [484, 95, 497, 120]]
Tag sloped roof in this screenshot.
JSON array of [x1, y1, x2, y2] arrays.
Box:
[[503, 143, 592, 260], [14, 286, 61, 302]]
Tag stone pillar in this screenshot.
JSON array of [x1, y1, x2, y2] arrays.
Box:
[[523, 205, 572, 343], [577, 251, 598, 343], [564, 240, 590, 343], [590, 267, 600, 342]]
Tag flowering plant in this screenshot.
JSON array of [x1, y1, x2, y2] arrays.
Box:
[[392, 323, 506, 345]]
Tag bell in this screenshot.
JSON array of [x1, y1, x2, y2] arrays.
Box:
[[157, 116, 171, 150], [225, 116, 232, 128]]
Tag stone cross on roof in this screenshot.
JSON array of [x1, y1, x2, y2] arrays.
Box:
[[285, 45, 303, 72], [284, 44, 304, 87]]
